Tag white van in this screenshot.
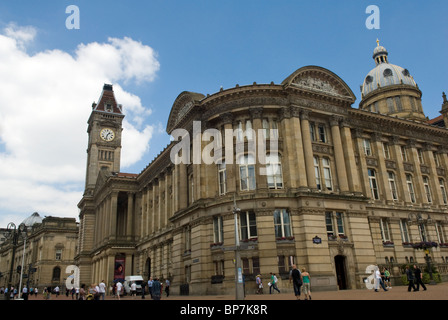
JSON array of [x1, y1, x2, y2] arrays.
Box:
[[124, 275, 144, 295]]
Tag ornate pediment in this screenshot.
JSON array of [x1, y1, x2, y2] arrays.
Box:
[[166, 91, 205, 134], [282, 66, 356, 104]]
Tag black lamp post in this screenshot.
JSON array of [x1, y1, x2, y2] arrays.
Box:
[[407, 212, 437, 285]]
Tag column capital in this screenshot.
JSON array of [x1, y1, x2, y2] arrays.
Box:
[[300, 108, 311, 121], [249, 107, 263, 120], [329, 115, 343, 127]]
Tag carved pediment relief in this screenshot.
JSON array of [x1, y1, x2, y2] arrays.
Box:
[[282, 66, 356, 104], [166, 91, 205, 134]]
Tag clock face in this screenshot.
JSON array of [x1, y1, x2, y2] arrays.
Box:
[[100, 128, 115, 141]]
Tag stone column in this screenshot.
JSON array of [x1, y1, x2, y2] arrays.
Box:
[[110, 192, 118, 240], [222, 113, 236, 194], [251, 107, 267, 190], [340, 120, 361, 194], [406, 140, 428, 204], [126, 192, 134, 240], [390, 136, 412, 204], [373, 133, 393, 203], [353, 129, 370, 198], [423, 143, 444, 205], [330, 116, 349, 193], [279, 106, 296, 189], [300, 109, 317, 190], [289, 107, 308, 190]]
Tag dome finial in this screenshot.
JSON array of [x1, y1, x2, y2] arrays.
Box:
[[376, 39, 380, 47]]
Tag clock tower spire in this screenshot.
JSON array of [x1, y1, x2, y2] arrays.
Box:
[[84, 84, 125, 195]]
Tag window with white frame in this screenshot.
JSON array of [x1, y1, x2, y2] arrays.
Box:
[[388, 171, 398, 201], [239, 211, 257, 241], [238, 154, 256, 191], [314, 156, 321, 190], [218, 161, 226, 195], [406, 174, 416, 203], [325, 211, 345, 237], [322, 157, 333, 191], [55, 249, 62, 261], [439, 178, 448, 205], [383, 142, 391, 159], [317, 124, 327, 143], [400, 219, 410, 243], [273, 209, 292, 239], [262, 118, 279, 140], [213, 216, 224, 244], [368, 169, 380, 200], [422, 176, 432, 203], [417, 148, 424, 164], [434, 152, 441, 167], [436, 222, 446, 244], [401, 146, 408, 162], [266, 153, 283, 189], [380, 218, 391, 242], [245, 119, 253, 140], [309, 122, 316, 142], [419, 223, 427, 242], [363, 139, 372, 156]]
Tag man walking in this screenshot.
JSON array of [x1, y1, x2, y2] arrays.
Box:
[[413, 265, 427, 291], [289, 265, 302, 300], [406, 266, 416, 292], [374, 266, 388, 292]]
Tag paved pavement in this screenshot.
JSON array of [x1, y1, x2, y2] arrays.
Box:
[[15, 282, 448, 301]]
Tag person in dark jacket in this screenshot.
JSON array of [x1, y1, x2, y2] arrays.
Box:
[[406, 266, 416, 292], [413, 265, 427, 291]]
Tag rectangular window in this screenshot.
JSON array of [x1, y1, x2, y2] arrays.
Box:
[[239, 155, 256, 191], [406, 174, 416, 203], [419, 224, 427, 242], [395, 97, 403, 111], [55, 249, 62, 261], [213, 216, 224, 244], [322, 158, 333, 191], [417, 149, 424, 164], [380, 218, 391, 242], [383, 142, 391, 159], [387, 98, 395, 113], [266, 153, 283, 189], [363, 139, 372, 156], [325, 212, 334, 236], [401, 146, 408, 162], [318, 124, 326, 143], [400, 219, 410, 243], [388, 171, 398, 201], [434, 152, 441, 167], [273, 209, 292, 239], [423, 176, 432, 203], [314, 156, 322, 190], [368, 169, 380, 200], [309, 122, 316, 142], [336, 212, 345, 235], [440, 179, 448, 205], [218, 161, 226, 195], [436, 222, 446, 244], [240, 211, 257, 240]]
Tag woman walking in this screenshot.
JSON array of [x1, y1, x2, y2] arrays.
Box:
[[301, 268, 312, 300]]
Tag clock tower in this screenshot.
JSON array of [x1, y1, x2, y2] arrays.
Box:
[[84, 84, 125, 195]]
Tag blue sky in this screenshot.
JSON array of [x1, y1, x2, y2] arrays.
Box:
[[0, 0, 446, 226]]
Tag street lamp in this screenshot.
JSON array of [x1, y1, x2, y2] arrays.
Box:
[[407, 212, 437, 285], [17, 223, 29, 299], [233, 195, 244, 300]]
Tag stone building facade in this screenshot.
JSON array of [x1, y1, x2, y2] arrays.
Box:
[[75, 43, 448, 294], [0, 213, 79, 291]]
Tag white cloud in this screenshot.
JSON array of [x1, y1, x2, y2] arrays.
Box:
[[0, 24, 160, 226]]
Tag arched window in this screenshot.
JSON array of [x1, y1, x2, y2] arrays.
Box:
[[52, 267, 61, 281]]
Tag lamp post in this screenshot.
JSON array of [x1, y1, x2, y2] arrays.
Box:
[[17, 223, 28, 299], [407, 212, 437, 285], [233, 195, 244, 300]]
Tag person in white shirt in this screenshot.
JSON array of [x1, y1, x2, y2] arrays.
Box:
[[374, 267, 388, 292], [130, 281, 137, 298], [116, 281, 122, 300], [99, 280, 106, 300]]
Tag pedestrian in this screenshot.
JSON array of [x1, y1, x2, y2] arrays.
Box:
[[148, 277, 153, 298], [71, 287, 75, 300], [116, 281, 123, 300], [141, 280, 146, 299], [99, 280, 106, 300], [131, 281, 137, 298], [301, 268, 312, 300], [269, 272, 281, 294], [34, 287, 38, 297], [152, 278, 161, 300], [165, 279, 170, 297], [75, 287, 79, 300], [22, 286, 28, 300], [383, 268, 392, 289], [413, 265, 427, 291], [405, 266, 416, 292], [290, 265, 302, 300], [255, 274, 263, 294], [374, 266, 388, 292], [79, 284, 86, 300], [54, 285, 60, 298]]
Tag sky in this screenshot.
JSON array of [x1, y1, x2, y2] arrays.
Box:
[[0, 0, 446, 227]]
